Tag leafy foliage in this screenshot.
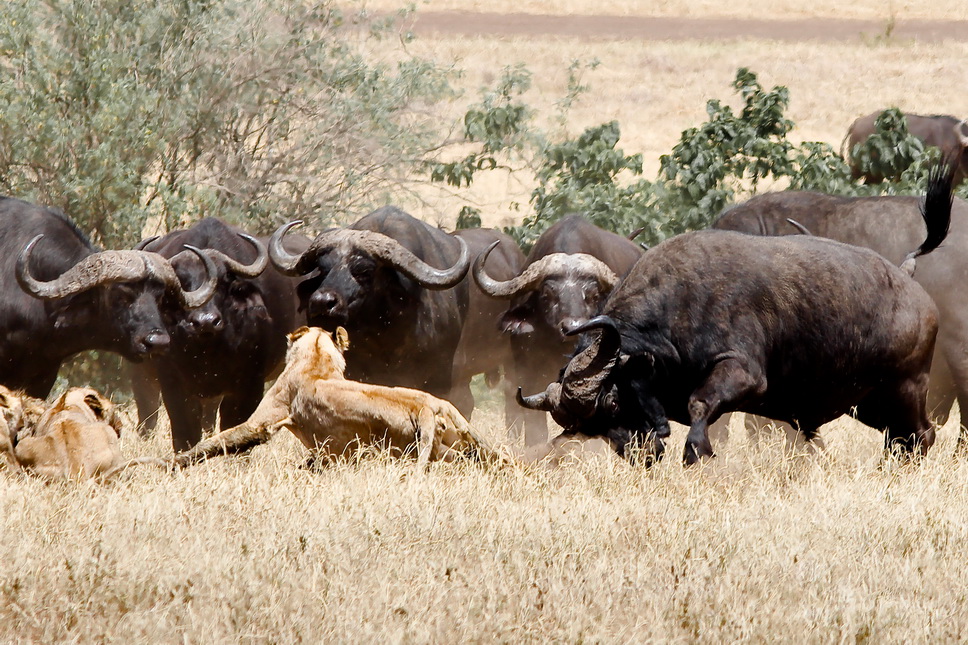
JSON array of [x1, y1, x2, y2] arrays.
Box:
[[0, 0, 454, 246], [431, 66, 954, 250]]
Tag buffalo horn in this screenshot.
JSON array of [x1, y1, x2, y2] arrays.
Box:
[[474, 248, 619, 299], [274, 225, 471, 289], [135, 236, 160, 251], [515, 384, 561, 412], [785, 218, 813, 236], [268, 220, 307, 276], [557, 315, 623, 419], [206, 233, 268, 278], [956, 119, 968, 147], [17, 236, 218, 309]]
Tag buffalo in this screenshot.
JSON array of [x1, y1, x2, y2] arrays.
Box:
[[128, 218, 310, 451], [472, 215, 642, 445], [1, 197, 216, 398], [268, 206, 470, 406], [714, 172, 968, 449], [519, 163, 953, 465], [843, 110, 968, 185]]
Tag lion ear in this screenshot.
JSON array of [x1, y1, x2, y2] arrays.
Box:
[[333, 327, 350, 352], [288, 326, 311, 344]]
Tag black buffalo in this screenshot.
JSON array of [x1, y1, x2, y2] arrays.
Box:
[[843, 110, 968, 185], [268, 206, 470, 404], [449, 227, 526, 431], [519, 163, 953, 465], [129, 217, 309, 451], [0, 197, 216, 398], [472, 215, 642, 445], [713, 176, 968, 448]]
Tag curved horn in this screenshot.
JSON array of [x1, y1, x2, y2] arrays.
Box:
[[206, 233, 268, 278], [172, 245, 218, 308], [955, 119, 968, 147], [627, 226, 646, 241], [17, 236, 217, 308], [364, 231, 469, 289], [135, 235, 160, 251], [268, 220, 308, 276], [143, 245, 218, 309], [785, 218, 813, 236], [515, 384, 561, 412], [17, 236, 154, 300], [475, 251, 619, 300], [305, 228, 470, 290], [558, 315, 623, 419]]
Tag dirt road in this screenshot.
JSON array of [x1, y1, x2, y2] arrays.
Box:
[[404, 12, 968, 42]]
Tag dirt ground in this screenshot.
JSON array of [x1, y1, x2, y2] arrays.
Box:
[[405, 11, 968, 42]]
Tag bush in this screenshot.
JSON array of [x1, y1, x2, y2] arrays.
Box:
[[0, 0, 455, 246], [430, 66, 953, 250]]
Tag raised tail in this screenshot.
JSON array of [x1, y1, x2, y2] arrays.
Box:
[[900, 158, 955, 276]]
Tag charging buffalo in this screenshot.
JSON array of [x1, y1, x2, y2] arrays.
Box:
[[519, 163, 953, 465], [714, 173, 968, 449]]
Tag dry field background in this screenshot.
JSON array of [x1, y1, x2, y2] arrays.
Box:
[[6, 2, 968, 642], [364, 0, 968, 21]]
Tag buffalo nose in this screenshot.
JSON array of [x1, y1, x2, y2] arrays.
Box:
[[559, 317, 586, 336], [190, 311, 223, 335], [143, 330, 171, 353], [312, 290, 341, 313]]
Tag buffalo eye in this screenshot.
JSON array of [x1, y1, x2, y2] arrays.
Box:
[[350, 260, 375, 283], [602, 390, 619, 415], [111, 285, 138, 307]]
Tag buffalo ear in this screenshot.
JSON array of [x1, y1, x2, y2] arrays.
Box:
[[288, 326, 311, 344], [332, 326, 350, 352], [499, 304, 536, 335]]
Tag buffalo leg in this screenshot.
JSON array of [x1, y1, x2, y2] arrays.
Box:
[[128, 361, 162, 437], [855, 378, 935, 459], [683, 358, 765, 466], [158, 375, 204, 451], [219, 381, 265, 431]]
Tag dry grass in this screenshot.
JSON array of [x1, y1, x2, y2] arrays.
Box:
[[363, 0, 968, 21], [3, 404, 968, 642]]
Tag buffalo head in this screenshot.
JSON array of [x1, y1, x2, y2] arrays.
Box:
[[517, 316, 670, 462], [16, 235, 218, 359], [473, 241, 618, 340], [268, 220, 469, 328], [140, 232, 269, 340]]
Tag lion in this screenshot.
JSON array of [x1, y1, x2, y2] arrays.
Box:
[[14, 387, 123, 480], [170, 326, 499, 469]]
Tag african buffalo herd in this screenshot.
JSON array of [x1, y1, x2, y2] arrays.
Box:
[[0, 146, 964, 477]]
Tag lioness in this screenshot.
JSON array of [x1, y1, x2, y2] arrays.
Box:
[[15, 387, 122, 480], [172, 326, 498, 468]]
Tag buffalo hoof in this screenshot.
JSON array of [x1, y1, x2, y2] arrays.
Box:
[[682, 443, 715, 466]]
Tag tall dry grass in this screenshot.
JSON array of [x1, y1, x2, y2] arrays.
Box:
[[3, 406, 968, 642]]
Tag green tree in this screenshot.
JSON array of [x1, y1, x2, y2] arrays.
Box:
[[0, 0, 454, 246]]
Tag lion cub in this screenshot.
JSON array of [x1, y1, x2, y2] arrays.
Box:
[[14, 387, 122, 480], [175, 326, 496, 467]]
